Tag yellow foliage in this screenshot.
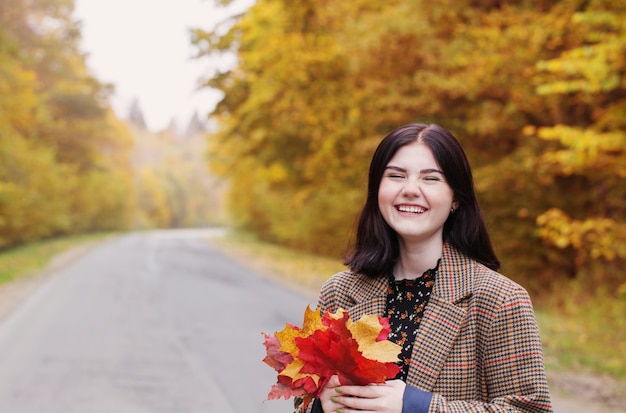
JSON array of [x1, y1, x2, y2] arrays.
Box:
[[536, 208, 626, 262], [197, 0, 626, 292], [0, 54, 44, 136], [134, 168, 171, 229], [68, 169, 134, 232], [0, 132, 74, 248], [536, 125, 626, 176], [536, 10, 625, 95], [0, 2, 138, 247]]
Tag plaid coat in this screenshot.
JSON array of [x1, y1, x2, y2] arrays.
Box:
[[302, 243, 552, 413]]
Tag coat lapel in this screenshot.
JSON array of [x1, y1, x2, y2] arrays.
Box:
[[406, 244, 473, 390], [345, 275, 388, 321]]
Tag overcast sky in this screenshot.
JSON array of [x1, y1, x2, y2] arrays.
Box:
[[73, 0, 252, 131]]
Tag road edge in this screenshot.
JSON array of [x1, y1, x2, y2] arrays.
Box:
[[0, 240, 105, 323]]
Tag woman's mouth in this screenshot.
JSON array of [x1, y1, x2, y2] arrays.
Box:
[[397, 205, 426, 214]]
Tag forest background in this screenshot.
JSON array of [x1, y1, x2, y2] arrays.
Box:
[[0, 0, 625, 400]]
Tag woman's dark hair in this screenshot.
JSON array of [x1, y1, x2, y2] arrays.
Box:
[[345, 123, 500, 277]]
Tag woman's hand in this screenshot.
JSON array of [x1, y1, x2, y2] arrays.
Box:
[[319, 375, 405, 413]]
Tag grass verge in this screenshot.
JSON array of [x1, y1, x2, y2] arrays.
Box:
[[536, 283, 626, 380], [0, 232, 114, 286], [207, 231, 346, 296]]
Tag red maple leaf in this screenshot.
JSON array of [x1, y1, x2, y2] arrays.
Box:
[[262, 332, 293, 372], [296, 311, 400, 389], [267, 379, 304, 400], [376, 316, 392, 341]]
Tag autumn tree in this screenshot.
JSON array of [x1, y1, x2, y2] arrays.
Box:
[[0, 0, 135, 248], [0, 40, 73, 246], [129, 124, 226, 229], [195, 0, 625, 294], [530, 4, 626, 286]]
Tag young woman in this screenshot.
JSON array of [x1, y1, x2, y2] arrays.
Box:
[[301, 124, 552, 413]]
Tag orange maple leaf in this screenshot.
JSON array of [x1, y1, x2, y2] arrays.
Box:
[[275, 306, 325, 357]]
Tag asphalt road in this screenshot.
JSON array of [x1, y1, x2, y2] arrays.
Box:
[[0, 229, 313, 413]]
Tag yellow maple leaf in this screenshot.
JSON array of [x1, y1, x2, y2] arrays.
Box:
[[348, 314, 401, 363], [276, 306, 326, 357], [280, 358, 320, 385]]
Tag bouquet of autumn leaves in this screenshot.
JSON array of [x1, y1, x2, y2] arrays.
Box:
[[261, 306, 402, 407]]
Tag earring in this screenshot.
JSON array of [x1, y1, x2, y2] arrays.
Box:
[[450, 207, 456, 213]]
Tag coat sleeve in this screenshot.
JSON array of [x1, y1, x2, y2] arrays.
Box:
[[427, 286, 552, 413]]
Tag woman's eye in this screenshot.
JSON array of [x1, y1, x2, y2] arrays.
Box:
[[423, 176, 441, 181]]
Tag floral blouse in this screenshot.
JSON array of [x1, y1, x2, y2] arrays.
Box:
[[386, 261, 438, 380]]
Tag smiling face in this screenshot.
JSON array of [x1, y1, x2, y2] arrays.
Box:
[[377, 141, 457, 248]]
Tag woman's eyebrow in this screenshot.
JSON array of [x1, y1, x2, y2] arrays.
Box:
[[420, 168, 444, 174], [385, 165, 443, 174], [384, 165, 406, 172]]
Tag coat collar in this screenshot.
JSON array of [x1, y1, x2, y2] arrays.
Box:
[[433, 242, 474, 303], [344, 243, 474, 326]]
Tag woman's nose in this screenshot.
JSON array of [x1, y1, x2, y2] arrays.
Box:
[[402, 177, 422, 197]]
